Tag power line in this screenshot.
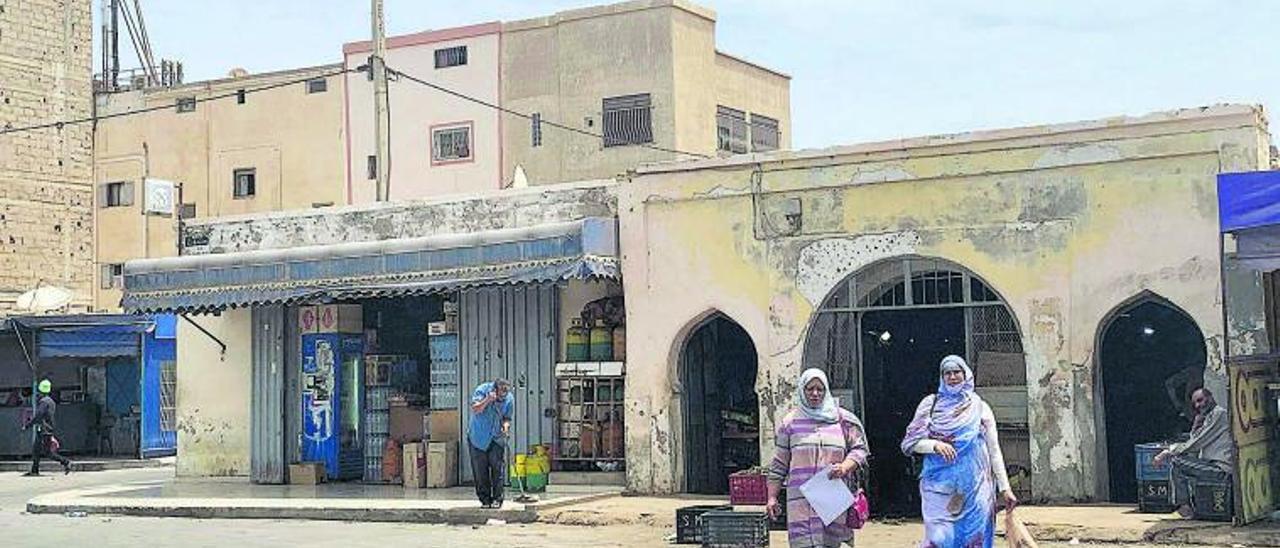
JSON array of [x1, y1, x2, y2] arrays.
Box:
[[385, 65, 711, 160], [0, 67, 355, 136]]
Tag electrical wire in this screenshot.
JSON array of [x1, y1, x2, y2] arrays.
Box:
[[385, 65, 711, 160], [0, 67, 355, 136]]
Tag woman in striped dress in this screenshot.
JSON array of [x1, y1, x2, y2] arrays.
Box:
[[766, 368, 869, 547]]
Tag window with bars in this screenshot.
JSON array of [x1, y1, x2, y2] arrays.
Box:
[[101, 181, 134, 208], [750, 114, 780, 152], [716, 106, 748, 154], [434, 46, 468, 69], [602, 93, 653, 147], [432, 125, 472, 162], [306, 77, 328, 94], [160, 360, 177, 432], [175, 97, 196, 113]]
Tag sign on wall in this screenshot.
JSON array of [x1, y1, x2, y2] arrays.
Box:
[[1227, 355, 1280, 524], [144, 178, 176, 216]]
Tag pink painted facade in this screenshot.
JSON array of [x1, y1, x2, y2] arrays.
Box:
[[344, 23, 503, 203]]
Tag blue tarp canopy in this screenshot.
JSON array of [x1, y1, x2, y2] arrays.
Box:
[[7, 314, 153, 358], [121, 217, 620, 314], [1218, 170, 1280, 233]]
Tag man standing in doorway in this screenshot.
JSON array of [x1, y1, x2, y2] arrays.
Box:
[[469, 378, 513, 509], [1154, 387, 1231, 518], [22, 379, 72, 476]]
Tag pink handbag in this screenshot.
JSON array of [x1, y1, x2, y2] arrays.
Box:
[[839, 417, 871, 529]]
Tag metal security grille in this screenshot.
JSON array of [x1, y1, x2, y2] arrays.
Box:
[[750, 114, 779, 152], [432, 126, 471, 161], [160, 359, 177, 431], [716, 106, 748, 154], [434, 46, 468, 68], [968, 306, 1027, 386], [602, 94, 653, 147]]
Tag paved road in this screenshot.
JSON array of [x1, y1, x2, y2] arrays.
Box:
[[0, 468, 1169, 547]]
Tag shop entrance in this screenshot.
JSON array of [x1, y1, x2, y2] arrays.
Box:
[[803, 256, 1029, 517], [681, 314, 759, 494], [860, 308, 966, 516], [1097, 296, 1207, 502]]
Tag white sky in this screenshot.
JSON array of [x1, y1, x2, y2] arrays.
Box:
[[96, 1, 1280, 149]]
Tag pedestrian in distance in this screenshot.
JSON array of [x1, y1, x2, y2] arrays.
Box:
[[22, 379, 72, 476], [902, 355, 1016, 548], [468, 377, 513, 509], [766, 368, 870, 548]]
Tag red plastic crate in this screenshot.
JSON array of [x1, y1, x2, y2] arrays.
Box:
[[728, 472, 768, 505]]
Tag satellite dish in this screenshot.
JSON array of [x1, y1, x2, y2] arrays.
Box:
[[511, 164, 529, 189], [16, 285, 74, 314]]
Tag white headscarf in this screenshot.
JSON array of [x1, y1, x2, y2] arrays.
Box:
[[797, 368, 840, 423]]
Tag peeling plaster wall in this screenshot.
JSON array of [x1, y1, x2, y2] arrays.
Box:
[[619, 105, 1270, 500], [175, 310, 253, 477], [182, 183, 617, 254]]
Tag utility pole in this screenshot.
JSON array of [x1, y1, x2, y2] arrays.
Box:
[[371, 0, 391, 202]]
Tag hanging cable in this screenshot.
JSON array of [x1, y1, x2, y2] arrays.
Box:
[[0, 67, 355, 136], [384, 65, 711, 160]]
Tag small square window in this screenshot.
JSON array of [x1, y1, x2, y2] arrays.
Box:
[[434, 46, 468, 69], [100, 263, 124, 289], [236, 89, 246, 104], [306, 78, 328, 94], [179, 203, 197, 219], [432, 125, 472, 163], [101, 181, 133, 208], [175, 97, 196, 113], [233, 168, 256, 199]]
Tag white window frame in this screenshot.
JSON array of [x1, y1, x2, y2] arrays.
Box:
[[431, 123, 473, 164]]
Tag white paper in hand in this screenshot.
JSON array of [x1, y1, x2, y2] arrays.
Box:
[[798, 466, 854, 525]]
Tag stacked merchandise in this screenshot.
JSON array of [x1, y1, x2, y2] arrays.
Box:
[[363, 355, 397, 482], [428, 334, 459, 410]]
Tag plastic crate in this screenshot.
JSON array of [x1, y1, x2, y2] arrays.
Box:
[[1138, 479, 1174, 513], [1192, 480, 1233, 522], [699, 510, 769, 548], [675, 505, 730, 544], [728, 472, 768, 505], [1135, 443, 1171, 482]]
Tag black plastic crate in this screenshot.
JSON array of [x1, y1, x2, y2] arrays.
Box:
[[1192, 481, 1233, 522], [675, 505, 730, 544], [700, 510, 769, 548], [1137, 479, 1174, 513]]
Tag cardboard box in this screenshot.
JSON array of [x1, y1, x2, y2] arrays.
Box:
[[426, 441, 458, 488], [402, 442, 426, 488], [390, 402, 428, 443], [289, 462, 327, 485], [425, 409, 461, 442]]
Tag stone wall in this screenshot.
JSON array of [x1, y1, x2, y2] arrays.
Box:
[[0, 0, 94, 312]]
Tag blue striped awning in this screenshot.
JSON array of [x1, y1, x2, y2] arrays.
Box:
[[122, 218, 619, 314]]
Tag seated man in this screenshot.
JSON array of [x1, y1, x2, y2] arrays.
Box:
[[1154, 387, 1232, 518]]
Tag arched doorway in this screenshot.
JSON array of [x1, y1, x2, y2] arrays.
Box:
[[680, 313, 760, 494], [1096, 296, 1207, 502], [802, 256, 1030, 516]]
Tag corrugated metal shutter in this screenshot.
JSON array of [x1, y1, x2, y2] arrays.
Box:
[[251, 305, 286, 484], [458, 283, 558, 483]]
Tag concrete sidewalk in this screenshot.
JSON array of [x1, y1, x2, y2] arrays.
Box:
[[26, 477, 619, 525], [0, 456, 173, 473], [538, 496, 1280, 547]]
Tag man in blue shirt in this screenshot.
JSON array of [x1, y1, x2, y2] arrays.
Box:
[[469, 378, 513, 508]]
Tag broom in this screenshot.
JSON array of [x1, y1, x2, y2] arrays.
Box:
[[504, 426, 539, 504]]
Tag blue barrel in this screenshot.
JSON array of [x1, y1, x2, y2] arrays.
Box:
[[1135, 442, 1171, 482]]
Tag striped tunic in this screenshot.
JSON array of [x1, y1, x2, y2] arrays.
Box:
[[768, 408, 869, 548]]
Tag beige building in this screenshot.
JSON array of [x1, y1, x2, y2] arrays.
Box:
[[94, 0, 791, 311], [0, 0, 94, 312], [500, 0, 792, 186], [93, 65, 347, 310]]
